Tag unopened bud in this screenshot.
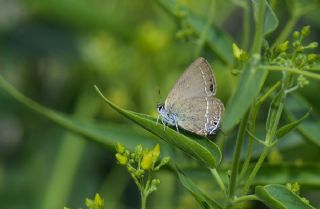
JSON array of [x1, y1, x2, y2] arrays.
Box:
[[301, 25, 311, 37], [293, 31, 300, 40]]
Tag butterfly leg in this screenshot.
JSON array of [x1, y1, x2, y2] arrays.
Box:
[[161, 118, 166, 130], [156, 115, 160, 126], [209, 129, 215, 135], [173, 115, 179, 133], [175, 121, 179, 133]]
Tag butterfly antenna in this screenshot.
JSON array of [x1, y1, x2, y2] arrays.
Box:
[[157, 86, 163, 104]]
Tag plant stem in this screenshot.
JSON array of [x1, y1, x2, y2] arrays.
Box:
[[228, 112, 249, 198], [256, 81, 281, 104], [210, 168, 226, 195], [194, 0, 216, 57], [251, 0, 266, 54], [241, 146, 270, 195], [308, 67, 320, 71], [242, 97, 285, 195], [131, 174, 143, 191], [141, 192, 147, 209], [239, 81, 281, 180], [239, 106, 257, 180], [260, 65, 320, 80], [242, 77, 287, 195], [144, 171, 152, 195], [241, 3, 250, 50]]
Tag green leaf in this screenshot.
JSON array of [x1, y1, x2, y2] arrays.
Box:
[[0, 75, 157, 150], [276, 109, 311, 139], [222, 65, 268, 131], [156, 0, 233, 64], [286, 94, 320, 148], [95, 86, 222, 168], [255, 184, 316, 209], [252, 0, 279, 35], [177, 168, 223, 209]]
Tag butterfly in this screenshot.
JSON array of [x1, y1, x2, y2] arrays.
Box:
[[157, 57, 224, 136]]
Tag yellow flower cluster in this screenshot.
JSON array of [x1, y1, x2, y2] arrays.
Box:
[[141, 144, 160, 170]]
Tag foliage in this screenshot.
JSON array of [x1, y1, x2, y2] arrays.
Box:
[[1, 0, 320, 209]]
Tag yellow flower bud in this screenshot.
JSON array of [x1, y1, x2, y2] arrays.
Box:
[[232, 43, 247, 61], [116, 143, 126, 154], [141, 151, 153, 170], [115, 153, 128, 165], [275, 41, 289, 53], [301, 25, 310, 37], [293, 31, 300, 40], [94, 193, 104, 207], [152, 144, 160, 161], [307, 54, 318, 62], [232, 43, 242, 59], [286, 182, 300, 194]]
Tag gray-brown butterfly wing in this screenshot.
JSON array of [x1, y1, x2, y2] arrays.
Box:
[[169, 97, 224, 136], [165, 57, 216, 109]]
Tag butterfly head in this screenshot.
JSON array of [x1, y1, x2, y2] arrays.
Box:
[[157, 103, 165, 113], [157, 103, 177, 126]]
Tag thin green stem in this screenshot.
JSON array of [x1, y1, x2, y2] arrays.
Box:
[[239, 81, 281, 180], [260, 65, 320, 80], [251, 0, 266, 54], [144, 171, 152, 194], [239, 106, 258, 180], [131, 174, 143, 191], [241, 146, 270, 195], [272, 15, 299, 47], [194, 0, 216, 57], [256, 81, 281, 104], [228, 112, 249, 198], [242, 80, 286, 195], [241, 3, 250, 50], [141, 192, 147, 209], [308, 67, 320, 71], [42, 88, 100, 209], [210, 168, 226, 195]]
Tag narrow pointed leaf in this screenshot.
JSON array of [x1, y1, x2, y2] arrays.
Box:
[[0, 75, 157, 150], [252, 0, 279, 35], [255, 184, 316, 209], [95, 86, 222, 168], [276, 109, 311, 139], [286, 94, 320, 148], [177, 168, 223, 209]]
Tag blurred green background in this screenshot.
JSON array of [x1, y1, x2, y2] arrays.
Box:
[[0, 0, 320, 209]]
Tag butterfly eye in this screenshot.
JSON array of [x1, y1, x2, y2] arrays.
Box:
[[157, 104, 164, 111]]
